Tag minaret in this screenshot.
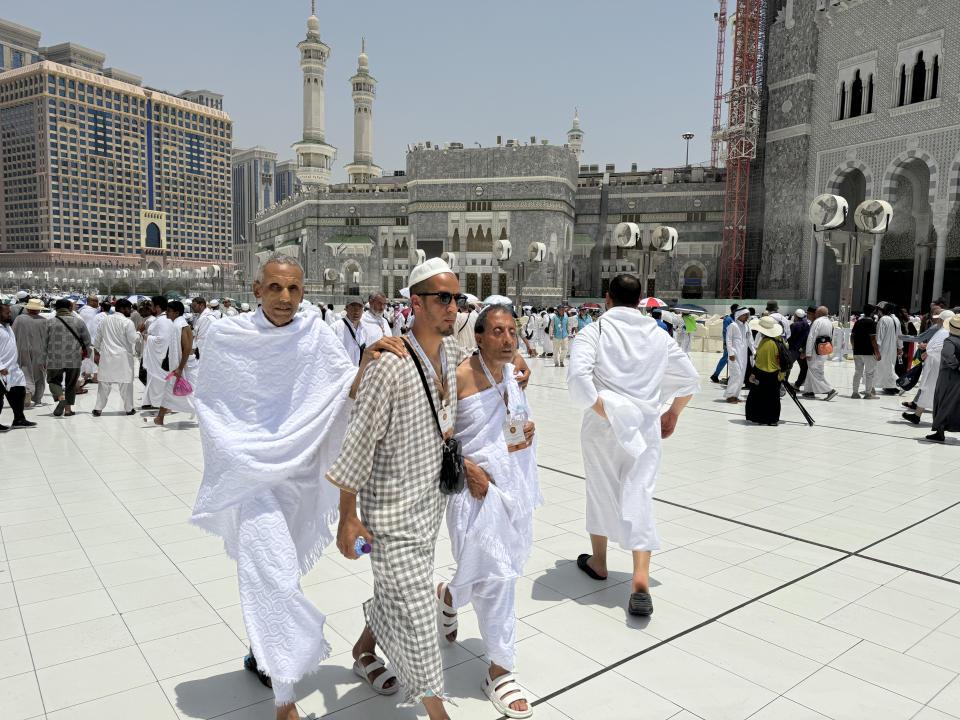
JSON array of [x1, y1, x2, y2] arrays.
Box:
[[292, 1, 336, 187], [345, 38, 382, 184], [567, 107, 584, 161]]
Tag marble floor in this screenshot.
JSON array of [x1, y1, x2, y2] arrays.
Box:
[[2, 350, 959, 720]]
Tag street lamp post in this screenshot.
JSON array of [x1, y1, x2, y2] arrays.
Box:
[[682, 132, 695, 167]]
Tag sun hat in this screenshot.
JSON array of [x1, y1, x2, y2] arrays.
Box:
[[345, 296, 364, 307], [948, 316, 960, 336], [933, 310, 955, 320], [408, 257, 454, 288], [750, 316, 784, 338], [25, 298, 46, 312]]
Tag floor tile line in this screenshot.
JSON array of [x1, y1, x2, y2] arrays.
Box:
[[0, 526, 50, 719], [503, 553, 853, 718], [538, 463, 960, 590], [23, 430, 186, 719]]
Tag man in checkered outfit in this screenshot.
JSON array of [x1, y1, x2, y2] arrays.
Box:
[[327, 259, 530, 719]]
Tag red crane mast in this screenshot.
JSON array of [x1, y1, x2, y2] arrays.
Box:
[[719, 0, 763, 299], [711, 0, 728, 168]]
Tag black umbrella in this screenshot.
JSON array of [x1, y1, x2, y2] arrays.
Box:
[[781, 381, 815, 426]]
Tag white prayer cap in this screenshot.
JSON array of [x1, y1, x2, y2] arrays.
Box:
[[794, 308, 805, 317], [16, 291, 29, 299], [735, 307, 750, 319], [240, 302, 250, 311], [209, 299, 220, 307], [408, 257, 453, 289], [934, 310, 955, 320]]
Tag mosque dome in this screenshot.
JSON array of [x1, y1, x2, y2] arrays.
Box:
[[307, 14, 320, 33]]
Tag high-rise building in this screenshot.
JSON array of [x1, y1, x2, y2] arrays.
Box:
[[0, 59, 233, 273], [232, 146, 277, 260], [0, 19, 41, 72], [274, 159, 300, 202]]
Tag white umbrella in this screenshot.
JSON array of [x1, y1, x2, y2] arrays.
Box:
[[465, 293, 479, 304], [639, 297, 667, 308], [482, 294, 513, 305]]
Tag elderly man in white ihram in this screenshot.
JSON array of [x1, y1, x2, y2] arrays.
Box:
[[724, 308, 750, 403], [568, 273, 699, 617], [189, 252, 405, 720]]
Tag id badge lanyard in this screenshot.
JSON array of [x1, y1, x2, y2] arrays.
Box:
[[407, 333, 452, 434], [477, 352, 509, 416]]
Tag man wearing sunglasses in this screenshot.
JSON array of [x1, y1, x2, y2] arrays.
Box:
[[328, 258, 530, 720]]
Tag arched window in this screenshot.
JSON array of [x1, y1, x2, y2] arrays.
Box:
[[910, 51, 926, 104], [849, 71, 863, 118], [838, 82, 847, 120], [144, 223, 161, 248]]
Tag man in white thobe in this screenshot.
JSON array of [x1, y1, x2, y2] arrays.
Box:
[[1, 302, 36, 430], [221, 298, 239, 317], [568, 274, 699, 617], [78, 296, 101, 382], [439, 305, 540, 718], [875, 303, 903, 393], [191, 297, 218, 359], [360, 293, 393, 343], [802, 306, 838, 401], [331, 297, 369, 366], [724, 308, 750, 403], [190, 254, 404, 720], [453, 304, 478, 354], [141, 296, 173, 410], [903, 310, 954, 424], [92, 298, 138, 416], [766, 301, 792, 339]]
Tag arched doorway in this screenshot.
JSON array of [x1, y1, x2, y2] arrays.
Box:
[[882, 157, 934, 311]]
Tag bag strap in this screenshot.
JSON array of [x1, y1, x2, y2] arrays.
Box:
[[403, 339, 445, 440], [57, 316, 86, 351], [342, 318, 361, 347]]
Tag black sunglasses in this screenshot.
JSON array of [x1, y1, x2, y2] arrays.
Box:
[[417, 292, 469, 308]]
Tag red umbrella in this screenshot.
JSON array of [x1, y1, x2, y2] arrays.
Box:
[[639, 297, 666, 308]]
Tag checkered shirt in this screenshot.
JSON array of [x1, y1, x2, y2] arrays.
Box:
[[327, 336, 466, 705]]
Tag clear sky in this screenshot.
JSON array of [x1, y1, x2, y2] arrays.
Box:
[[10, 0, 728, 182]]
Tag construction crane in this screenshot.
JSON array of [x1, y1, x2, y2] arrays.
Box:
[[717, 0, 764, 299], [710, 0, 728, 168]]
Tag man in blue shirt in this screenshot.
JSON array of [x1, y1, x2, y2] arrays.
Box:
[[651, 309, 671, 334], [710, 304, 739, 384], [577, 306, 592, 332], [553, 306, 569, 367]]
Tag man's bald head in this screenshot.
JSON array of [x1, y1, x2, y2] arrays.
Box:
[[86, 295, 98, 306], [816, 306, 829, 318]]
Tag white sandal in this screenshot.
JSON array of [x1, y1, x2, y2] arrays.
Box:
[[352, 652, 398, 695], [482, 672, 533, 718], [437, 582, 458, 644]]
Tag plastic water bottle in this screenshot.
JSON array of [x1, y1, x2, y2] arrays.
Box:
[[354, 537, 372, 557]]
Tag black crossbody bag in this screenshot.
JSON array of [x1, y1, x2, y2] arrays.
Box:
[[343, 318, 366, 357], [403, 339, 465, 495], [57, 316, 89, 359]]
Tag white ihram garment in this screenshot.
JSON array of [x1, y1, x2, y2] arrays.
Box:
[[568, 307, 700, 551], [193, 308, 217, 356], [724, 321, 747, 400], [803, 316, 835, 394], [0, 325, 26, 389], [190, 309, 355, 705], [360, 310, 392, 344], [142, 316, 173, 407], [915, 327, 948, 409], [93, 314, 138, 412], [446, 364, 541, 670], [874, 314, 902, 389], [79, 306, 102, 375], [331, 317, 368, 366], [159, 316, 197, 414]]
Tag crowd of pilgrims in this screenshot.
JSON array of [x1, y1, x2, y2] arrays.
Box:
[[1, 264, 958, 720]]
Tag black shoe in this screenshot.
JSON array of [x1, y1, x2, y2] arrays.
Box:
[[902, 412, 921, 425], [126, 409, 137, 415], [0, 424, 9, 433], [902, 401, 917, 410], [802, 392, 815, 398], [53, 399, 65, 417], [628, 592, 654, 617], [11, 419, 37, 428], [925, 430, 945, 442], [243, 651, 272, 689], [883, 388, 899, 395], [709, 375, 720, 384], [92, 410, 101, 417], [141, 404, 156, 410], [824, 389, 838, 402]]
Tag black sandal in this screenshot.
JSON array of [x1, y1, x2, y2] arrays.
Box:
[[243, 651, 272, 689], [628, 592, 654, 617], [576, 554, 607, 581]]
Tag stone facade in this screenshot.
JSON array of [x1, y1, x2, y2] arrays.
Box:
[[760, 0, 960, 310]]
